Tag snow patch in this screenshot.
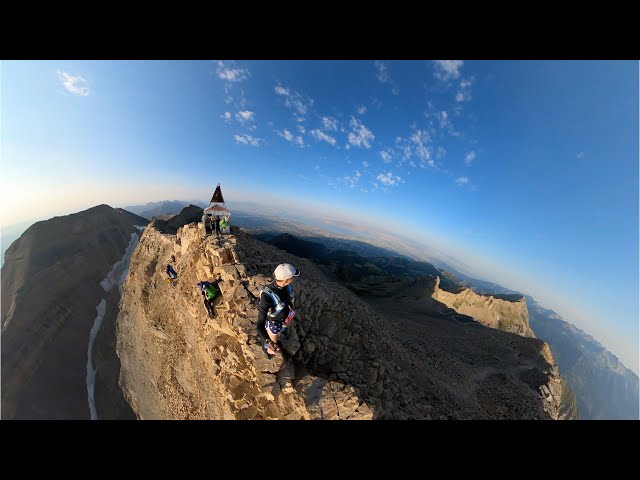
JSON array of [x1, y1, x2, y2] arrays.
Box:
[[100, 230, 143, 292], [87, 226, 144, 419], [87, 298, 106, 420]]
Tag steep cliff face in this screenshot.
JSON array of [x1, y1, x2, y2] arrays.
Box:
[[433, 277, 535, 338], [117, 223, 567, 419]]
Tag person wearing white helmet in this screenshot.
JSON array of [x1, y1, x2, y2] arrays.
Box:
[[256, 263, 300, 358]]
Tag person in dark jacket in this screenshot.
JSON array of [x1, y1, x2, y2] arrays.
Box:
[[213, 216, 221, 236], [256, 263, 300, 358]]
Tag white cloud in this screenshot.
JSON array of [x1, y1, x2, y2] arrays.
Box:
[[577, 151, 585, 159], [233, 133, 261, 146], [221, 111, 232, 122], [380, 149, 393, 164], [274, 84, 313, 116], [464, 150, 476, 166], [362, 161, 369, 168], [57, 70, 90, 96], [433, 60, 463, 81], [235, 110, 254, 122], [374, 60, 391, 83], [295, 136, 305, 147], [357, 105, 367, 115], [310, 129, 337, 146], [455, 176, 469, 187], [322, 116, 338, 131], [297, 125, 306, 134], [347, 116, 375, 149], [355, 170, 361, 177], [279, 129, 294, 142], [376, 171, 402, 188], [216, 61, 249, 82], [392, 87, 400, 96], [455, 78, 473, 103], [410, 129, 434, 167]]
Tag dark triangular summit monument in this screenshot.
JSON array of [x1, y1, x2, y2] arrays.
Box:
[[210, 184, 225, 204]]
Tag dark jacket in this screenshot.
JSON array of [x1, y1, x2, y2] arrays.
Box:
[[256, 280, 295, 340]]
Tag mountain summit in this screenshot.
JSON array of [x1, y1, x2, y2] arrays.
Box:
[[116, 213, 567, 419]]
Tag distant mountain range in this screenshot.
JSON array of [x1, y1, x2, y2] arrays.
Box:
[[253, 229, 638, 420], [124, 200, 207, 220]]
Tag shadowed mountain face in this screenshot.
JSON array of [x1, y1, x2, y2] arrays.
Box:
[[438, 268, 639, 420], [1, 204, 148, 419], [526, 298, 639, 419]]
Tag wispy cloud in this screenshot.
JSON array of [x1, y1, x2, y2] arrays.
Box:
[[455, 78, 473, 103], [234, 133, 261, 147], [274, 84, 314, 117], [374, 60, 391, 83], [357, 105, 367, 115], [374, 61, 399, 95], [362, 161, 369, 168], [576, 151, 585, 159], [221, 111, 232, 122], [455, 176, 469, 187], [278, 129, 305, 147], [216, 61, 249, 82], [347, 116, 375, 149], [433, 60, 463, 82], [464, 150, 476, 166], [321, 116, 338, 131], [279, 129, 294, 142], [376, 171, 402, 190], [235, 110, 254, 122], [310, 129, 337, 146], [380, 149, 393, 164], [57, 70, 90, 96], [371, 97, 383, 109], [410, 129, 434, 167], [297, 125, 306, 134]]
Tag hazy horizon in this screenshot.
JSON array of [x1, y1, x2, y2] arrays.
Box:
[[2, 60, 638, 376]]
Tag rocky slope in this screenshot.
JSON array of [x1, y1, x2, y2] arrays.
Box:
[[1, 205, 147, 419], [116, 220, 568, 419]]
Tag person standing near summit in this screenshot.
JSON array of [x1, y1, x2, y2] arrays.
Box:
[[213, 216, 221, 237], [256, 263, 300, 358]]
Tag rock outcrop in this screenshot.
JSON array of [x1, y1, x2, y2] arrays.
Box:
[[117, 220, 567, 419], [433, 276, 535, 337]]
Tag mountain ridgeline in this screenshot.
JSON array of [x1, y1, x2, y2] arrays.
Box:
[[3, 203, 632, 419], [115, 218, 567, 419], [257, 232, 636, 420], [1, 205, 148, 419]]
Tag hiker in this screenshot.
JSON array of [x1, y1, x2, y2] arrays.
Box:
[[256, 263, 300, 358], [166, 264, 177, 281], [197, 281, 218, 318], [213, 216, 221, 236], [219, 216, 228, 234], [170, 254, 176, 263]]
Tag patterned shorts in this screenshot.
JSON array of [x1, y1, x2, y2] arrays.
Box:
[[265, 320, 284, 335]]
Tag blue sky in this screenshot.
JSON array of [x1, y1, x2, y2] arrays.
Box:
[[1, 60, 638, 373]]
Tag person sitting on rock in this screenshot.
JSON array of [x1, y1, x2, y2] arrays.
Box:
[[197, 281, 218, 318], [256, 263, 300, 359]]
